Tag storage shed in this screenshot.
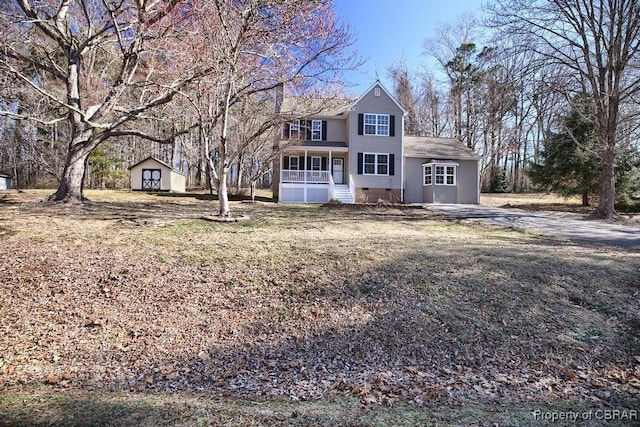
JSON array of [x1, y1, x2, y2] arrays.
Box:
[[129, 157, 186, 193], [0, 173, 12, 190]]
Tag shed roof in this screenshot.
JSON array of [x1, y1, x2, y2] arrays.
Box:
[[403, 136, 480, 160], [0, 173, 11, 178], [129, 156, 177, 171]]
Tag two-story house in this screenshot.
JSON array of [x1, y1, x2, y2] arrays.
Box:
[[273, 82, 480, 204]]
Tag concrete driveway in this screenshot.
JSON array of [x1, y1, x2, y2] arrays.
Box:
[[423, 204, 640, 247]]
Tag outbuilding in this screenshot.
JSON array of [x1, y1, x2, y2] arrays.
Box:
[[0, 173, 12, 190], [129, 157, 186, 193], [403, 137, 481, 204]]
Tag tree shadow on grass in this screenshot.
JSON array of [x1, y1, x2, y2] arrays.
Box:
[[1, 208, 639, 425]]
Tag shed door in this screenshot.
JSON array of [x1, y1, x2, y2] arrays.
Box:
[[142, 169, 161, 190]]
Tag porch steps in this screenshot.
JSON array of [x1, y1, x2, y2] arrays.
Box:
[[332, 185, 353, 204]]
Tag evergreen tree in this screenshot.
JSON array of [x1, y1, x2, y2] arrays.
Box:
[[529, 99, 600, 206]]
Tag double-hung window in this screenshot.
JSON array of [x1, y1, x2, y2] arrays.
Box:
[[364, 153, 389, 175], [311, 120, 322, 140], [364, 114, 389, 136], [289, 156, 299, 170], [289, 120, 300, 139], [423, 165, 432, 185]]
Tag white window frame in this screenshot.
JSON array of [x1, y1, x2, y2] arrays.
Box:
[[425, 162, 457, 186], [423, 165, 432, 186], [364, 113, 390, 136], [311, 120, 322, 141], [289, 156, 299, 171], [311, 156, 321, 171], [363, 153, 390, 176], [289, 120, 300, 139]]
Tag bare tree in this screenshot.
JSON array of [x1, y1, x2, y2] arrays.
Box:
[[388, 61, 420, 135], [488, 0, 640, 218], [0, 0, 209, 202], [184, 0, 357, 216]]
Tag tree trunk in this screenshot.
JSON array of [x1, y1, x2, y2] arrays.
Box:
[[595, 145, 616, 218], [582, 191, 589, 207], [236, 153, 243, 195], [250, 179, 257, 202], [218, 172, 230, 216], [49, 136, 94, 203]]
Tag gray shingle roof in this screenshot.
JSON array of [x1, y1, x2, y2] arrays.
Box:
[[280, 97, 353, 117], [403, 136, 480, 160]]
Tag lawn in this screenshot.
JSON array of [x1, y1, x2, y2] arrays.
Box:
[[0, 190, 639, 426]]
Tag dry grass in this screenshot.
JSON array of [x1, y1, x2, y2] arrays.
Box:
[[0, 190, 639, 426]]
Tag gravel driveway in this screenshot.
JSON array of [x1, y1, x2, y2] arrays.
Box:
[[423, 204, 640, 247]]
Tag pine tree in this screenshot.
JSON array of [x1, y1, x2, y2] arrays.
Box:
[[529, 99, 600, 206]]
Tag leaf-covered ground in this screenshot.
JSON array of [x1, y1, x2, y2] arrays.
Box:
[[0, 190, 639, 425]]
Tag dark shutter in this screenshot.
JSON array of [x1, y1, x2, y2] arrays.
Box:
[[389, 154, 395, 176], [300, 156, 305, 170], [389, 115, 395, 137], [284, 123, 290, 139], [358, 114, 363, 135], [284, 156, 290, 169], [306, 156, 312, 170], [306, 120, 312, 140], [321, 157, 327, 170], [322, 121, 327, 141], [357, 152, 363, 174]]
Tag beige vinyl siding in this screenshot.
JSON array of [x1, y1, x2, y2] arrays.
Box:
[[325, 118, 346, 142], [403, 158, 425, 203], [403, 157, 479, 204], [348, 84, 404, 190], [455, 160, 479, 203]]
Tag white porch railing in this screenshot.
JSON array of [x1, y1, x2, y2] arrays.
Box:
[[281, 170, 330, 183], [349, 174, 355, 201]]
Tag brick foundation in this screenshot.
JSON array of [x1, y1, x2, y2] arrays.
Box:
[[355, 188, 402, 203]]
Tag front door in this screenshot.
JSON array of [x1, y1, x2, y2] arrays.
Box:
[[332, 158, 344, 184], [142, 169, 161, 191]]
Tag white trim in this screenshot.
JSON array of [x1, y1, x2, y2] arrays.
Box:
[[350, 81, 407, 115], [311, 156, 321, 171], [423, 164, 433, 186], [311, 119, 322, 141], [363, 113, 390, 136], [289, 119, 300, 139], [423, 161, 458, 186], [363, 152, 390, 176], [288, 156, 300, 170]]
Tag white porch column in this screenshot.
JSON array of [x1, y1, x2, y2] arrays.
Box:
[[279, 152, 283, 200], [304, 149, 308, 202], [328, 151, 332, 176]]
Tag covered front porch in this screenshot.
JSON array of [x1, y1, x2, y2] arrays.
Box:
[[278, 147, 353, 203]]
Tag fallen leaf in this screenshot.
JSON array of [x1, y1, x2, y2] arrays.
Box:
[[45, 374, 59, 385]]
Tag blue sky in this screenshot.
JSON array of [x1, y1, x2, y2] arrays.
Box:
[[332, 0, 486, 95]]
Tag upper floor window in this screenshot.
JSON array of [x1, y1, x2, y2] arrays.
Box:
[[364, 114, 389, 136], [311, 120, 322, 140], [289, 120, 300, 139]]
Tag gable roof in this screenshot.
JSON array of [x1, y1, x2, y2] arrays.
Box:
[[128, 156, 180, 172], [403, 136, 481, 160], [350, 80, 407, 115]]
